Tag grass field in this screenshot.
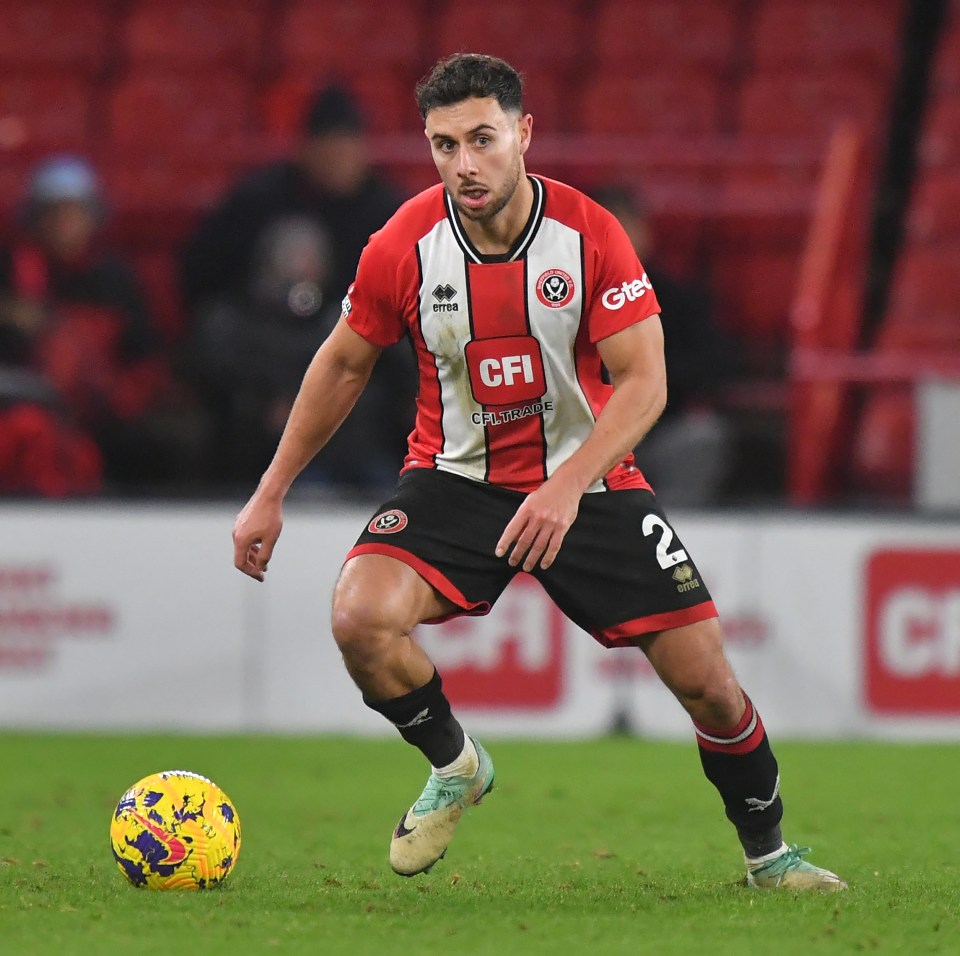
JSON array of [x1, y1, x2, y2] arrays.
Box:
[[1, 734, 958, 955]]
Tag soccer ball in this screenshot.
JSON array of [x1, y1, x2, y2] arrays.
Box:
[[110, 769, 242, 890]]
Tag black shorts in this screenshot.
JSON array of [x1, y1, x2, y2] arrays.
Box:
[[348, 468, 717, 647]]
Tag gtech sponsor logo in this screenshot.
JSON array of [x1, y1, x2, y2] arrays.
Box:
[[601, 273, 653, 310], [865, 549, 960, 714]]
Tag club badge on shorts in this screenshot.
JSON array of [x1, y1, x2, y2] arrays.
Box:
[[369, 509, 408, 534]]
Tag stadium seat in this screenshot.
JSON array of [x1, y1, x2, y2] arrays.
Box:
[[708, 244, 800, 351], [749, 0, 904, 76], [0, 75, 93, 145], [576, 73, 724, 137], [591, 0, 740, 72], [932, 14, 960, 92], [881, 244, 960, 347], [105, 73, 253, 147], [0, 0, 111, 74], [120, 0, 268, 72], [851, 387, 915, 500], [906, 170, 960, 244], [129, 249, 185, 344], [737, 71, 889, 140], [919, 93, 960, 167], [260, 70, 422, 139], [276, 0, 426, 76], [431, 0, 581, 74]]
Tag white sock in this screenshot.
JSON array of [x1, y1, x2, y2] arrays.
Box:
[[745, 842, 788, 867], [433, 736, 479, 779]]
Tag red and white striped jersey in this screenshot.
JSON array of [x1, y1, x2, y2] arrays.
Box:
[[343, 175, 661, 493]]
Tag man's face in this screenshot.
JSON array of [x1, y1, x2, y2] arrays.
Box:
[[36, 200, 98, 261], [425, 96, 531, 224], [299, 131, 368, 196]]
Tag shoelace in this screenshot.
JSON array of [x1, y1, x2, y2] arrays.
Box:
[[413, 773, 472, 815], [754, 844, 814, 884]]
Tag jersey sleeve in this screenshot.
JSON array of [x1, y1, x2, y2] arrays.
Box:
[[342, 234, 407, 348], [586, 216, 661, 343]]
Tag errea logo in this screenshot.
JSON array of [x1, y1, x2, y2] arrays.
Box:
[[432, 283, 459, 313], [601, 273, 653, 310]]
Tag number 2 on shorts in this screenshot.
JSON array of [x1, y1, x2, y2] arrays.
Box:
[[642, 514, 689, 569]]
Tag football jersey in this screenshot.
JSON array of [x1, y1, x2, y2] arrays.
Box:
[[343, 175, 661, 493]]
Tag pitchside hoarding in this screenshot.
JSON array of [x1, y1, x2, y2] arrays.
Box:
[[0, 503, 958, 739]]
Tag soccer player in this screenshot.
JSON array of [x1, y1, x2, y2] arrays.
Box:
[[233, 54, 846, 891]]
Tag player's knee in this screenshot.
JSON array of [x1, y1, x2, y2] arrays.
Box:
[[330, 591, 401, 664], [674, 664, 744, 728]]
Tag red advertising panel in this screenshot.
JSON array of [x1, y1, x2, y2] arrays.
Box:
[[865, 549, 960, 714], [418, 574, 565, 708]]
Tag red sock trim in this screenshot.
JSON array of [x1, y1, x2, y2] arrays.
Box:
[[693, 693, 766, 754]]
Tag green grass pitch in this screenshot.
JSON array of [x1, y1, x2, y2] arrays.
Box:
[[1, 734, 958, 955]]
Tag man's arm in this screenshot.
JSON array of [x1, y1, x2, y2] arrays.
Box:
[[232, 318, 382, 580], [496, 315, 667, 571]]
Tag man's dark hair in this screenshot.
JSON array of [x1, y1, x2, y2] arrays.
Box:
[[415, 53, 523, 120]]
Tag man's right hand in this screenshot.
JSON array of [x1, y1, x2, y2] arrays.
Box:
[[232, 490, 284, 582]]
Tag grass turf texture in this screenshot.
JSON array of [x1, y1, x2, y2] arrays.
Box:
[[1, 735, 957, 955]]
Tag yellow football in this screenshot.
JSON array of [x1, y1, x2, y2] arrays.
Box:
[[110, 769, 241, 890]]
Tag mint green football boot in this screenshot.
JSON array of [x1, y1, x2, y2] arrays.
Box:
[[389, 739, 495, 876], [746, 843, 847, 891]]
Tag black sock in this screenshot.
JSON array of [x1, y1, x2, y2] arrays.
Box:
[[694, 693, 784, 859], [363, 670, 466, 767]]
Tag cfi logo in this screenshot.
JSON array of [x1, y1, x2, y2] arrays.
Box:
[[536, 269, 575, 308], [369, 509, 408, 534]]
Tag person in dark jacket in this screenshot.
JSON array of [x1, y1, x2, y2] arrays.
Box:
[[180, 84, 403, 316]]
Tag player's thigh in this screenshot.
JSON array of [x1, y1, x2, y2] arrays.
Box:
[[333, 552, 456, 638], [637, 616, 738, 702], [345, 469, 519, 619]]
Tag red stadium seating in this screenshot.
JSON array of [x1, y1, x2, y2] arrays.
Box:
[[737, 71, 889, 140], [120, 0, 268, 72], [592, 0, 741, 72], [709, 245, 800, 351], [851, 387, 915, 499], [577, 73, 725, 137], [0, 75, 93, 145], [881, 244, 960, 347], [431, 0, 581, 73], [105, 73, 253, 147], [932, 13, 960, 92], [260, 70, 422, 139], [919, 93, 960, 167], [749, 0, 904, 76], [275, 0, 426, 76], [906, 170, 960, 244], [0, 0, 111, 74]]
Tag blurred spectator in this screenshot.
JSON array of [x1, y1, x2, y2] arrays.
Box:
[[181, 215, 415, 493], [181, 84, 403, 316], [592, 184, 736, 507], [0, 155, 203, 493]]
